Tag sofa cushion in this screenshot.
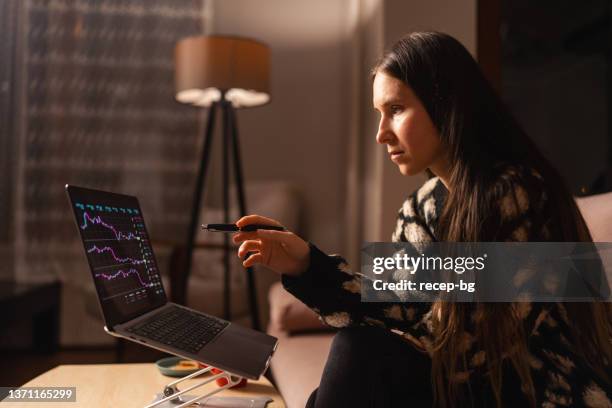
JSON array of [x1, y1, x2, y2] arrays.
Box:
[[576, 191, 612, 242], [268, 282, 330, 334]]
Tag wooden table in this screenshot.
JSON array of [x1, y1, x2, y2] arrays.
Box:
[[2, 363, 285, 407]]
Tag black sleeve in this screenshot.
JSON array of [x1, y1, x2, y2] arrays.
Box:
[[281, 243, 432, 333]]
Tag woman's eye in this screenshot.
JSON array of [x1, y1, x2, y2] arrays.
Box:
[[390, 105, 403, 114]]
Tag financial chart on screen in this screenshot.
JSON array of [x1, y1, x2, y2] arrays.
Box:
[[67, 186, 167, 325]]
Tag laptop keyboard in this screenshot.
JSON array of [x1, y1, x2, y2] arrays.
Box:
[[127, 305, 229, 354]]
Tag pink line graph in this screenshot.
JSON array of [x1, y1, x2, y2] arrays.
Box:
[[95, 268, 155, 288], [80, 212, 139, 241], [87, 245, 146, 266]]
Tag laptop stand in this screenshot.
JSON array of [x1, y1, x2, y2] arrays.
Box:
[[145, 365, 243, 408]]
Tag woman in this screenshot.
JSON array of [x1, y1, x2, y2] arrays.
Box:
[[233, 32, 612, 407]]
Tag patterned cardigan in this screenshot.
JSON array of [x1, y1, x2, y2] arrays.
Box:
[[282, 165, 612, 407]]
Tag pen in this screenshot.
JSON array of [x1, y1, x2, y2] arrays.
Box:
[[201, 223, 287, 232]]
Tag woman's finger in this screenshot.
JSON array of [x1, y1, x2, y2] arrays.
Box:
[[243, 252, 263, 268], [236, 214, 283, 228], [238, 240, 262, 258], [256, 229, 295, 244], [232, 231, 258, 244], [233, 227, 293, 245]]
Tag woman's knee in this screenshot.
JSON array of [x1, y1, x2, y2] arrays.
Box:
[[330, 325, 395, 356], [329, 325, 430, 372]]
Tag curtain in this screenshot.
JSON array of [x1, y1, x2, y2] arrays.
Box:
[[0, 0, 22, 280], [1, 0, 207, 286]]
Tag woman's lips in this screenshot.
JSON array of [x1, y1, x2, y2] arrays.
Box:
[[390, 151, 404, 161]]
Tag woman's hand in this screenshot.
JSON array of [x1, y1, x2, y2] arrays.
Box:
[[233, 215, 310, 277]]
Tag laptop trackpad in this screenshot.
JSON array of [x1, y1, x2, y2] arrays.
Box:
[[198, 324, 276, 379]]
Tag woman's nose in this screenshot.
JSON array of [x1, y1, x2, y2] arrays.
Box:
[[376, 118, 393, 145]]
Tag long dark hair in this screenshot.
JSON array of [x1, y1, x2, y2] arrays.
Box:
[[373, 32, 612, 407]]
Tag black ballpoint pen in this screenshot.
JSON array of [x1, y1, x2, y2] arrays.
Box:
[[201, 223, 287, 232]]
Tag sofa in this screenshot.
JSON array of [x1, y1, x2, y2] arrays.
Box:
[[266, 191, 612, 408]]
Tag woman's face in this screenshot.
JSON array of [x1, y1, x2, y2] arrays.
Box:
[[373, 71, 447, 177]]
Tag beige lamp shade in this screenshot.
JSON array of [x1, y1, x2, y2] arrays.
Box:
[[175, 35, 270, 108]]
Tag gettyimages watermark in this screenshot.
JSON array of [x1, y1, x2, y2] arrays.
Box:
[[360, 242, 612, 302]]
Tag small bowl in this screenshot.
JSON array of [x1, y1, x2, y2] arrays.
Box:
[[155, 356, 204, 377]]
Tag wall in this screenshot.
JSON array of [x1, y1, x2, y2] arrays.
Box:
[[210, 0, 354, 254], [352, 0, 384, 266]]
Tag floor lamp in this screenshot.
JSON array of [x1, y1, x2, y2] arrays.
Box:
[[174, 36, 271, 330]]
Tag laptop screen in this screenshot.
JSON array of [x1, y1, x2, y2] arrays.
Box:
[[66, 185, 167, 328]]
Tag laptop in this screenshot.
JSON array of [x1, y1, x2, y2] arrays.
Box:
[[65, 185, 278, 380]]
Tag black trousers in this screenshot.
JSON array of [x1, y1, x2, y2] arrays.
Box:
[[305, 326, 531, 408], [305, 326, 433, 408]]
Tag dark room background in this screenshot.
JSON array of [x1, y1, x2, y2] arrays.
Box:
[[500, 0, 612, 195]]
